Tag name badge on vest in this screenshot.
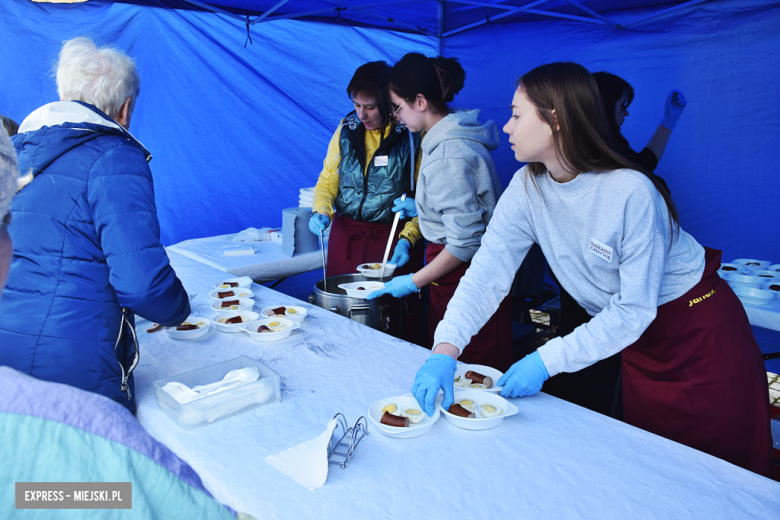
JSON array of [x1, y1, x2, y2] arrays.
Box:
[[589, 238, 613, 263], [373, 155, 389, 167]]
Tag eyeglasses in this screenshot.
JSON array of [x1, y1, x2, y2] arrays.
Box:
[[390, 98, 409, 118]]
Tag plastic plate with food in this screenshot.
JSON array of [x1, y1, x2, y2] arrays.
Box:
[[165, 317, 212, 340], [213, 311, 260, 333], [732, 286, 776, 306], [209, 288, 254, 300], [763, 280, 780, 293], [453, 364, 504, 393], [211, 298, 254, 313], [260, 305, 308, 323], [213, 276, 253, 290], [368, 394, 439, 439], [338, 281, 385, 299], [241, 317, 300, 342], [732, 259, 771, 270], [437, 390, 519, 431], [721, 272, 765, 290], [357, 262, 396, 278], [718, 262, 747, 273]]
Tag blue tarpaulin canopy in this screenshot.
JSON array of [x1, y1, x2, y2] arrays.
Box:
[[1, 0, 777, 265]]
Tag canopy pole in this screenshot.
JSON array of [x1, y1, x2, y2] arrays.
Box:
[[437, 0, 445, 56]]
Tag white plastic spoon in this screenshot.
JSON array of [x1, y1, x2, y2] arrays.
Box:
[[162, 382, 200, 404], [191, 367, 259, 394]]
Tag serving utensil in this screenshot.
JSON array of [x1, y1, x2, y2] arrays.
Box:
[[319, 228, 327, 292], [380, 193, 405, 278]]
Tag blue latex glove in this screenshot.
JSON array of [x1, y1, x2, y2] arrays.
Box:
[[389, 239, 411, 268], [412, 354, 457, 416], [660, 89, 687, 129], [392, 196, 417, 219], [498, 351, 549, 398], [308, 212, 330, 236], [366, 273, 418, 300]]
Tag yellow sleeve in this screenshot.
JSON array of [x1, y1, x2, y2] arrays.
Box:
[[399, 217, 422, 247], [312, 124, 342, 218], [398, 135, 424, 247]]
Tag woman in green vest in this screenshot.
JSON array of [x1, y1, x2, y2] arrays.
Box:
[[308, 61, 423, 278]]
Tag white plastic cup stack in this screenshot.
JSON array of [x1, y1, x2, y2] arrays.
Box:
[[299, 187, 314, 208]]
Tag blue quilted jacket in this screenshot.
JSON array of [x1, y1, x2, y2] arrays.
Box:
[[0, 101, 190, 413]]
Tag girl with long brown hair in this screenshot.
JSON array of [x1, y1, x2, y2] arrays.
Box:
[[412, 61, 771, 476]]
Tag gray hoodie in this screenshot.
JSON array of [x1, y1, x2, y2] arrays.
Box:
[[416, 109, 502, 262]]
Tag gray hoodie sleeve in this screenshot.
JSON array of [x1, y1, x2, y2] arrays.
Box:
[[420, 156, 492, 262]]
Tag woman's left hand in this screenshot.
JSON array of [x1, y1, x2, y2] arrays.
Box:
[[660, 89, 687, 129], [497, 351, 549, 397], [390, 239, 411, 267], [392, 196, 418, 219], [366, 274, 419, 299]]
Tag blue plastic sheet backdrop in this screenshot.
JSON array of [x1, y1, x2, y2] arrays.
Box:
[[0, 0, 777, 260]]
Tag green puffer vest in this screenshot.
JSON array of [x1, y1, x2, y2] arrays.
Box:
[[334, 111, 417, 224]]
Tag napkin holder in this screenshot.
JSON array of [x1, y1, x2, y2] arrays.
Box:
[[328, 413, 369, 469]]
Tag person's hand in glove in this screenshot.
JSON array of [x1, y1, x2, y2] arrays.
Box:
[[308, 212, 331, 235], [660, 89, 687, 130], [412, 354, 457, 416], [390, 239, 411, 268], [366, 273, 418, 299], [498, 351, 549, 398], [392, 196, 417, 219]]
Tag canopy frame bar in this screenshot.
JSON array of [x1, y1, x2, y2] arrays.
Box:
[[442, 0, 546, 37], [622, 0, 709, 28], [181, 0, 714, 43], [565, 0, 618, 28], [317, 0, 428, 32]]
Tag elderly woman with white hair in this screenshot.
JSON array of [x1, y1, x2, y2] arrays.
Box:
[[0, 37, 190, 413]]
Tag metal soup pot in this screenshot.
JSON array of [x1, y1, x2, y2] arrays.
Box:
[[309, 274, 392, 331]]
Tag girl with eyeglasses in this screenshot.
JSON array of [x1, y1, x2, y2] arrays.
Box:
[[412, 61, 771, 477], [368, 53, 512, 372]]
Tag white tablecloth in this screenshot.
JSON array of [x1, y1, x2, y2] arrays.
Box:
[[166, 233, 323, 282], [133, 252, 780, 519]]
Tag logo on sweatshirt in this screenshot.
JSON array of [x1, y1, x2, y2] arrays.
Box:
[[589, 238, 613, 263], [689, 289, 715, 307]]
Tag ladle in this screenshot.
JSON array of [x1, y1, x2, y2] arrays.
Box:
[[380, 193, 405, 278], [319, 228, 327, 292]]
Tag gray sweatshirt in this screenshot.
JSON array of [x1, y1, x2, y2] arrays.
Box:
[[415, 109, 503, 262], [434, 167, 705, 377]]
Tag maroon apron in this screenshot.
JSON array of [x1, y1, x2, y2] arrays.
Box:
[[326, 215, 413, 277], [622, 247, 772, 476], [426, 242, 513, 373], [326, 214, 425, 344]]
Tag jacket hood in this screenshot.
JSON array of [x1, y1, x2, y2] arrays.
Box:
[[13, 101, 151, 178], [421, 109, 500, 154]]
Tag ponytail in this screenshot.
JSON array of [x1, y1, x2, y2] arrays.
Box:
[[384, 53, 466, 115]]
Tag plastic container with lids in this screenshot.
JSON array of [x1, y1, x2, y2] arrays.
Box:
[[153, 356, 280, 431]]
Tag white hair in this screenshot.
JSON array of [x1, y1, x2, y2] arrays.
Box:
[[0, 129, 18, 229], [56, 37, 140, 120]]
